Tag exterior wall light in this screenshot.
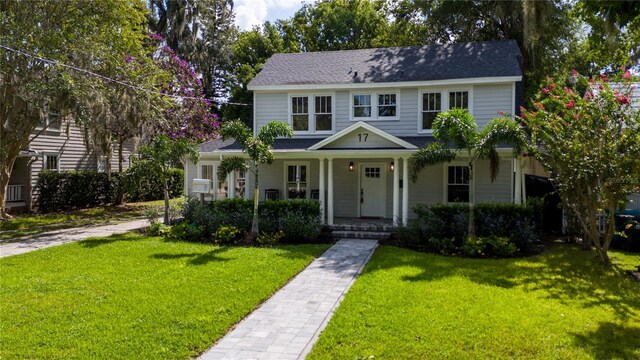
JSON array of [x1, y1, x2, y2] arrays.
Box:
[[349, 162, 354, 172], [390, 161, 394, 172]]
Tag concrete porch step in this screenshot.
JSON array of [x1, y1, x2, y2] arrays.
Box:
[[329, 223, 394, 232], [331, 230, 392, 241]]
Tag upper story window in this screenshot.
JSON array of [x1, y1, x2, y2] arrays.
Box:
[[421, 92, 442, 130], [449, 91, 469, 109], [447, 165, 469, 203], [378, 94, 397, 117], [315, 96, 332, 131], [353, 95, 372, 118], [36, 110, 62, 132], [290, 94, 333, 133], [352, 92, 399, 120], [291, 96, 309, 131]]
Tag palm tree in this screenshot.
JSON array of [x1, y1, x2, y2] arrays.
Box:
[[217, 120, 293, 237], [409, 108, 526, 238]]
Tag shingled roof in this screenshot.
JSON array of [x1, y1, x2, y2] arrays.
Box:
[[249, 40, 522, 88]]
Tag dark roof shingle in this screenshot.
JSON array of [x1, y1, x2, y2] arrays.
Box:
[[249, 40, 522, 87]]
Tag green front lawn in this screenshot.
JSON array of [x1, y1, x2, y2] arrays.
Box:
[[308, 244, 640, 359], [0, 198, 181, 241], [0, 234, 329, 359]]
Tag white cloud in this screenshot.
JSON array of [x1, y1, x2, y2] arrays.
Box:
[[235, 0, 302, 31]]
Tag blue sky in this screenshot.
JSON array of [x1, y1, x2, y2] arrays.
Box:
[[235, 0, 302, 31]]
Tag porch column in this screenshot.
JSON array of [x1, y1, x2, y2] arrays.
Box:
[[521, 157, 527, 205], [319, 158, 326, 224], [392, 157, 400, 225], [402, 157, 409, 225], [184, 161, 189, 197], [514, 156, 522, 204], [229, 171, 235, 198], [327, 158, 334, 225]]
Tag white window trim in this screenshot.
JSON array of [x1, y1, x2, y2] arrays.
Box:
[[418, 87, 473, 134], [283, 161, 310, 200], [197, 161, 231, 200], [288, 92, 335, 135], [43, 152, 60, 172], [35, 112, 62, 133], [442, 162, 473, 204], [350, 90, 401, 121]]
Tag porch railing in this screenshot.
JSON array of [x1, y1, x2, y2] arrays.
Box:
[[7, 184, 24, 202]]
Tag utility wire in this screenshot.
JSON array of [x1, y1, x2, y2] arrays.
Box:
[[0, 43, 250, 106]]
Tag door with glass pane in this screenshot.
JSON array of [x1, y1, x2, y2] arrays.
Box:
[[360, 163, 386, 218]]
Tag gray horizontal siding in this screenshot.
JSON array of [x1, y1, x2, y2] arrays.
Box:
[[254, 93, 289, 133], [473, 84, 513, 129], [475, 158, 513, 203]]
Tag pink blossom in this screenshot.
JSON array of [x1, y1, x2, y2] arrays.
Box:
[[549, 83, 556, 90], [616, 95, 630, 105], [623, 70, 632, 79], [535, 102, 545, 110], [542, 88, 550, 94], [600, 74, 607, 82], [564, 100, 575, 109], [571, 69, 578, 76]]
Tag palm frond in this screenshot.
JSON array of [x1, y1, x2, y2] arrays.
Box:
[[217, 156, 249, 180], [478, 117, 527, 181], [408, 143, 457, 182], [433, 108, 479, 150], [220, 120, 251, 145], [257, 121, 293, 144]]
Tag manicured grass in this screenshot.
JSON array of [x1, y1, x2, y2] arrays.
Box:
[[308, 244, 640, 359], [0, 198, 180, 241], [0, 233, 329, 359]]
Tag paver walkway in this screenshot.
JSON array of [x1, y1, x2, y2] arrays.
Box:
[[200, 239, 378, 360], [0, 218, 151, 258]]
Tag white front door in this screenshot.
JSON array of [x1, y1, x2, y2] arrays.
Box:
[[360, 163, 386, 218]]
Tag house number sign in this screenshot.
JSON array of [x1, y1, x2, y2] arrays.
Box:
[[357, 133, 369, 142]]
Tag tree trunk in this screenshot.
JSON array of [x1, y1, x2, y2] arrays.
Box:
[[251, 167, 259, 237], [467, 158, 476, 239], [0, 154, 18, 220], [163, 179, 170, 225]]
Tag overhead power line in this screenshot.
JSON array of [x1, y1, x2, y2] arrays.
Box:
[[0, 44, 249, 106]]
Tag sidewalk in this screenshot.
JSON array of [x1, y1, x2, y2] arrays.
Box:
[[0, 218, 151, 258], [199, 239, 378, 360]]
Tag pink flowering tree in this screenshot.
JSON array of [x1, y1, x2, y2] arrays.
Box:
[[520, 71, 640, 265]]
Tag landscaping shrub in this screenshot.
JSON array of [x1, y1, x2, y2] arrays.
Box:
[[179, 197, 321, 243], [392, 203, 539, 258], [37, 170, 120, 212], [212, 225, 241, 244], [36, 168, 183, 213], [124, 161, 183, 202], [257, 231, 285, 246]]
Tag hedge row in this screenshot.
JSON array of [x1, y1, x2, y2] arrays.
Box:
[[179, 197, 322, 243], [390, 203, 539, 257], [36, 169, 183, 212]]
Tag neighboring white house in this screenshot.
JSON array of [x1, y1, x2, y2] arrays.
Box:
[[185, 40, 530, 225]]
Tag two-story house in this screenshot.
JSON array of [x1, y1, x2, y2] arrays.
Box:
[[184, 40, 528, 225], [7, 114, 135, 211]]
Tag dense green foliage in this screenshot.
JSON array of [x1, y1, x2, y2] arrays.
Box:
[[217, 120, 293, 236], [390, 203, 538, 257], [308, 245, 640, 359], [180, 198, 322, 244], [409, 109, 526, 238], [35, 170, 183, 213], [0, 233, 328, 358]]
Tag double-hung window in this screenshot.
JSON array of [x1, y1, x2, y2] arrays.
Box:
[[447, 165, 469, 203], [291, 95, 333, 133], [421, 92, 442, 130], [291, 96, 309, 131], [314, 95, 332, 131], [352, 92, 398, 119], [449, 91, 469, 109], [200, 164, 228, 200], [36, 110, 62, 132], [235, 170, 246, 198], [286, 164, 308, 199], [353, 94, 372, 118], [377, 94, 397, 117]]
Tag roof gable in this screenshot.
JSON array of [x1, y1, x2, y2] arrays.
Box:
[[308, 122, 417, 150], [249, 40, 522, 89]]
